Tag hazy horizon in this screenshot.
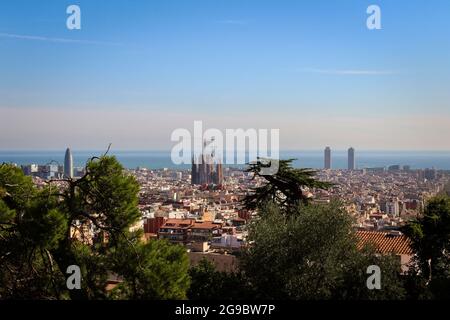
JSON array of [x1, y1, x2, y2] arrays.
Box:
[[2, 149, 450, 170], [2, 148, 450, 152]]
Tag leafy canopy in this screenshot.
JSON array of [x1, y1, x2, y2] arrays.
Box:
[[240, 202, 406, 300], [243, 158, 332, 214], [403, 196, 450, 299], [0, 157, 190, 300]]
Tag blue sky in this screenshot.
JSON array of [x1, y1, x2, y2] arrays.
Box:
[[0, 0, 450, 150]]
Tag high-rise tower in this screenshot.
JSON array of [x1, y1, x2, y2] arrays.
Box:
[[216, 160, 223, 185], [324, 146, 331, 169], [64, 148, 73, 178], [348, 147, 355, 170], [191, 155, 198, 185]]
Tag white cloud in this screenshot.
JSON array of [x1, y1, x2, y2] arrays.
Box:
[[301, 68, 396, 75], [0, 32, 121, 46]]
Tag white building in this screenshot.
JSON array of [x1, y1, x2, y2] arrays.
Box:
[[386, 200, 400, 217]]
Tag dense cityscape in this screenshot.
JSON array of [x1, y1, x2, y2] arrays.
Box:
[[2, 0, 450, 315], [12, 147, 449, 275]]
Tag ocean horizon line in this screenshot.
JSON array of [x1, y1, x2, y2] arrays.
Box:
[[1, 149, 450, 170], [2, 149, 450, 153]]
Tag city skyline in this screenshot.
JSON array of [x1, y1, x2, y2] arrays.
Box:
[[8, 147, 450, 171]]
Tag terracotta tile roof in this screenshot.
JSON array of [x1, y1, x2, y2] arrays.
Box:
[[191, 221, 221, 230], [356, 231, 413, 255], [162, 219, 195, 229]]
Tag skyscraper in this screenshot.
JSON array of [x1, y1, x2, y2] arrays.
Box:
[[216, 161, 223, 185], [348, 147, 355, 170], [324, 146, 331, 169], [64, 148, 73, 178]]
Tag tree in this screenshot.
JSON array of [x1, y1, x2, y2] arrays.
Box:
[[188, 258, 254, 300], [108, 235, 190, 300], [0, 164, 67, 299], [239, 202, 406, 300], [403, 196, 450, 299], [188, 258, 220, 300], [0, 156, 190, 300], [243, 158, 331, 214]]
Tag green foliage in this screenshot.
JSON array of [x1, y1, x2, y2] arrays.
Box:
[[75, 156, 141, 234], [188, 258, 254, 300], [109, 236, 190, 300], [243, 159, 332, 214], [2, 155, 449, 301], [20, 205, 67, 250], [403, 196, 450, 299], [240, 202, 406, 300], [70, 242, 109, 299], [338, 247, 406, 300], [0, 157, 190, 300], [0, 164, 67, 299], [0, 164, 35, 210]]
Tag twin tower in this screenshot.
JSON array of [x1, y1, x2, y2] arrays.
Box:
[[324, 147, 355, 170]]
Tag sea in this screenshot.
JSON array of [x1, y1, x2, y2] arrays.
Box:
[[1, 150, 450, 171]]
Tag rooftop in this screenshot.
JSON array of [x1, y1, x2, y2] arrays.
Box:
[[356, 230, 413, 255]]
